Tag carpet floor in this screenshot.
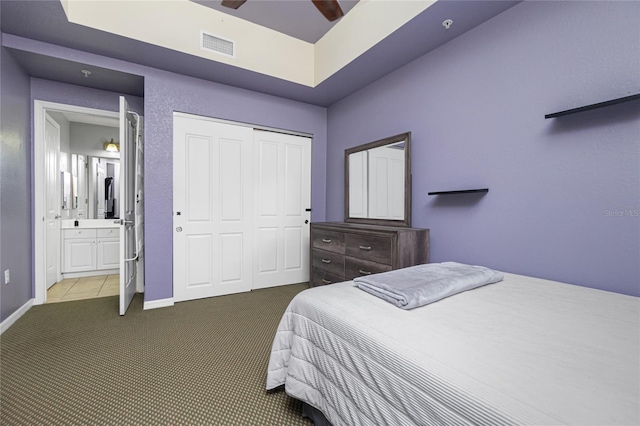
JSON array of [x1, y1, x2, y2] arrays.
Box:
[[1, 284, 312, 425]]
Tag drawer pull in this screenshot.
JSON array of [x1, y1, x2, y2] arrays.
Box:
[[358, 270, 372, 275], [321, 279, 332, 284], [322, 238, 332, 243], [321, 259, 332, 264], [359, 246, 372, 251]]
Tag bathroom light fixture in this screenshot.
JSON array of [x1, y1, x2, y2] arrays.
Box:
[[104, 139, 119, 152]]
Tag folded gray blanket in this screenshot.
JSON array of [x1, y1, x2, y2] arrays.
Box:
[[354, 262, 504, 309]]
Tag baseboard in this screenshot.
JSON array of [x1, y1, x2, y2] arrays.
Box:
[[143, 297, 174, 311], [1, 298, 34, 334], [62, 269, 119, 279]]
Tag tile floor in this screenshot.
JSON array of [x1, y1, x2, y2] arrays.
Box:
[[46, 274, 119, 303]]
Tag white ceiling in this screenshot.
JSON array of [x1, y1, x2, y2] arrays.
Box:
[[59, 111, 119, 128]]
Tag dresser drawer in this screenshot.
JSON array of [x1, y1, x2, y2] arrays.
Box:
[[312, 229, 346, 254], [345, 233, 393, 265], [345, 257, 392, 280], [312, 249, 345, 276], [310, 222, 430, 287], [311, 267, 345, 287], [63, 229, 97, 239], [97, 228, 119, 238]]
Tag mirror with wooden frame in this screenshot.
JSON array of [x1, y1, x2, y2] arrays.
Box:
[[345, 132, 411, 227]]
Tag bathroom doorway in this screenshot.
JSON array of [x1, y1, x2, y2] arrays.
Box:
[[33, 100, 144, 310]]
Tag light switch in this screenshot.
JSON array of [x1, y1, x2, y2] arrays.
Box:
[[4, 269, 10, 285]]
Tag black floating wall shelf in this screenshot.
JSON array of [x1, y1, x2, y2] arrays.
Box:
[[545, 93, 640, 119], [428, 188, 489, 195]]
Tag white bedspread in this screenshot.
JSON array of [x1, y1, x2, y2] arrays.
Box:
[[266, 273, 640, 426]]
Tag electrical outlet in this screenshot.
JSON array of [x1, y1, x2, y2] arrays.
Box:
[[4, 269, 10, 285]]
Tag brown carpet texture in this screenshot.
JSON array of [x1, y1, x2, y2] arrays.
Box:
[[1, 284, 312, 425]]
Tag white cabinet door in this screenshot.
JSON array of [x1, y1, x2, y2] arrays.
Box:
[[97, 227, 119, 269], [62, 228, 119, 273], [64, 239, 96, 272], [98, 238, 120, 270]]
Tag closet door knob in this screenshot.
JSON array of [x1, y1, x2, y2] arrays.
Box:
[[176, 227, 182, 232]]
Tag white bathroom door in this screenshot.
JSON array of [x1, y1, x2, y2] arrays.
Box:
[[44, 113, 61, 289], [173, 115, 254, 302], [253, 131, 311, 289], [119, 96, 137, 315]]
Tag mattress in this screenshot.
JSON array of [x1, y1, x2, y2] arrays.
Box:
[[266, 273, 640, 426]]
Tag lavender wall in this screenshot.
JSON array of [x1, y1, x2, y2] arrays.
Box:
[[0, 47, 32, 322], [31, 78, 144, 116], [143, 69, 327, 301], [326, 1, 640, 296]]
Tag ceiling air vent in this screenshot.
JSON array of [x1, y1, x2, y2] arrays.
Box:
[[201, 31, 235, 58]]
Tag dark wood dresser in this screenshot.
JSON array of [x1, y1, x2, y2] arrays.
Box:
[[310, 222, 430, 287]]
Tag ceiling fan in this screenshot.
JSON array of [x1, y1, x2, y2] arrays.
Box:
[[221, 0, 344, 22]]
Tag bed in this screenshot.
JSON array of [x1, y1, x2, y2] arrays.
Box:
[[266, 271, 640, 426]]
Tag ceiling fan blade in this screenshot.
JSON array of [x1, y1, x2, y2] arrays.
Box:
[[312, 0, 344, 22], [221, 0, 247, 9]]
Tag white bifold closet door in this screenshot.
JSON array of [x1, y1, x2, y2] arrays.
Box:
[[173, 116, 254, 302], [253, 130, 311, 289], [173, 115, 310, 303]]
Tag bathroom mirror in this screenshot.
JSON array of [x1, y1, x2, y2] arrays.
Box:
[[61, 171, 71, 210], [72, 155, 120, 219], [345, 132, 411, 227], [72, 175, 78, 210], [91, 157, 120, 219]]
